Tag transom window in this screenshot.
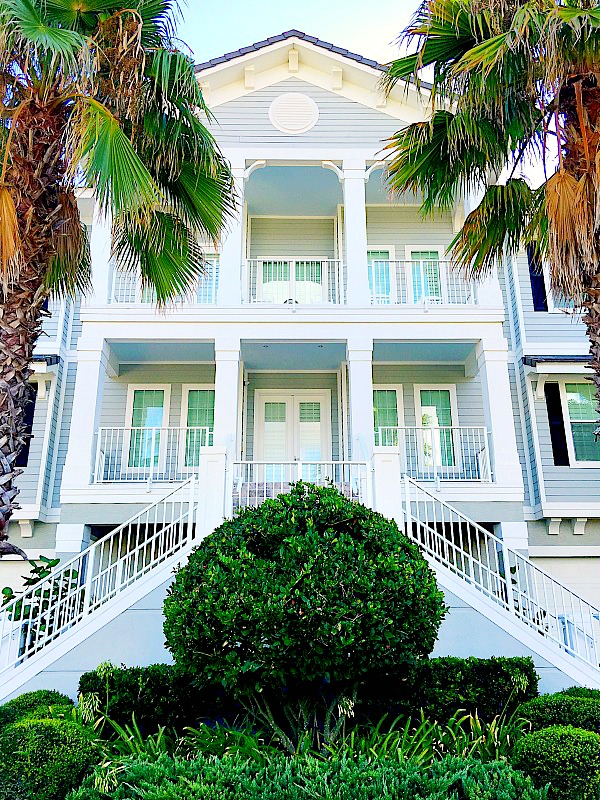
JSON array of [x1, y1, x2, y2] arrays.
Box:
[[564, 383, 600, 463]]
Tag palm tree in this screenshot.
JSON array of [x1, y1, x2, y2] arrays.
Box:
[[0, 0, 235, 555], [383, 0, 600, 429]]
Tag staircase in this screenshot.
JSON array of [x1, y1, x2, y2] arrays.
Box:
[[402, 475, 600, 688], [0, 477, 199, 702], [1, 471, 599, 702]]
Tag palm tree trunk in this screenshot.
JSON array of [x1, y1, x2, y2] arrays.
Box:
[[0, 274, 46, 557], [0, 98, 66, 555], [583, 279, 600, 434]]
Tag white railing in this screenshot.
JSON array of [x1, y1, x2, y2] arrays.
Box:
[[94, 427, 212, 484], [110, 258, 219, 304], [230, 461, 370, 511], [245, 259, 344, 304], [403, 476, 600, 668], [0, 478, 198, 674], [369, 260, 477, 306], [376, 426, 492, 482]]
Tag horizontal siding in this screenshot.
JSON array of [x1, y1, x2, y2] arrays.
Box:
[[507, 362, 530, 507], [515, 253, 587, 345], [372, 365, 485, 428], [18, 389, 49, 506], [70, 297, 83, 350], [366, 207, 455, 257], [496, 264, 512, 344], [533, 385, 600, 502], [209, 78, 402, 146], [100, 365, 216, 429], [52, 362, 77, 507], [245, 373, 340, 461], [249, 218, 336, 258]]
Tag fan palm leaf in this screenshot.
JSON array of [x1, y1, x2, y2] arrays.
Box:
[[0, 0, 235, 546], [385, 0, 600, 441]]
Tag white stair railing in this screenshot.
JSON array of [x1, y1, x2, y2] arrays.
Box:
[[403, 475, 600, 669], [231, 461, 371, 511], [0, 477, 198, 675]]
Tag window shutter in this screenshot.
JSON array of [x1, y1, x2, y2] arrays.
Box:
[[528, 246, 548, 312], [16, 384, 37, 468], [544, 382, 569, 466]]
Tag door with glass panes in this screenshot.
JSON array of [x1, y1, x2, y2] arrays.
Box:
[[254, 390, 332, 481], [417, 388, 458, 476]]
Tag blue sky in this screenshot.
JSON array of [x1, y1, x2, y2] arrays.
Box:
[[177, 0, 416, 65]]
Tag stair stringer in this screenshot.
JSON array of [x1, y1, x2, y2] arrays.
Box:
[[429, 555, 600, 689], [0, 542, 195, 703]]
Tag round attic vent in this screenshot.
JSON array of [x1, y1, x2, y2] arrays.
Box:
[[268, 93, 319, 134]]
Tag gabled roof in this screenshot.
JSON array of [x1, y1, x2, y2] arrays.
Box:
[[195, 30, 385, 73]]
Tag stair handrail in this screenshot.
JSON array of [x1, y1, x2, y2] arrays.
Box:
[[0, 476, 197, 674], [403, 475, 600, 668]]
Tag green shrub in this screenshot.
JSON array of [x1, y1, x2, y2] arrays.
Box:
[[357, 656, 539, 724], [512, 725, 600, 800], [164, 483, 446, 748], [78, 662, 241, 732], [559, 686, 600, 701], [0, 717, 97, 800], [0, 689, 73, 729], [519, 694, 600, 732], [69, 753, 546, 800], [0, 775, 29, 800]]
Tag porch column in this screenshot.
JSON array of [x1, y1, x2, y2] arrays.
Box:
[[477, 341, 524, 491], [88, 206, 112, 306], [347, 338, 375, 460], [342, 158, 370, 307], [203, 337, 242, 528], [61, 341, 112, 494], [217, 158, 245, 306]]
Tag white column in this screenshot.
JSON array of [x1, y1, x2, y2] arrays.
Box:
[[217, 160, 245, 306], [342, 159, 370, 307], [477, 341, 524, 491], [55, 523, 90, 559], [476, 266, 503, 307], [60, 341, 111, 493], [347, 338, 375, 460], [88, 206, 112, 306], [213, 337, 241, 451]]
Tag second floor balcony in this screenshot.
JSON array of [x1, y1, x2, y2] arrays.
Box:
[[107, 254, 478, 308]]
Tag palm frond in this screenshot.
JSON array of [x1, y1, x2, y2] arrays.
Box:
[[70, 96, 163, 218], [2, 0, 85, 60], [0, 186, 22, 289], [112, 209, 205, 304], [44, 190, 91, 297], [450, 179, 537, 277]]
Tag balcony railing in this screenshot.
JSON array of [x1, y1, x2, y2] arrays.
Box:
[[109, 258, 219, 305], [244, 259, 344, 304], [94, 427, 212, 484], [369, 259, 477, 306], [375, 426, 492, 482], [230, 461, 370, 510]]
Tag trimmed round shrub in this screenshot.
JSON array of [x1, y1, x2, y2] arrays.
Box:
[[519, 694, 600, 732], [0, 718, 97, 800], [512, 725, 600, 800], [164, 482, 446, 692], [0, 689, 73, 729], [69, 753, 546, 800], [0, 776, 29, 800]]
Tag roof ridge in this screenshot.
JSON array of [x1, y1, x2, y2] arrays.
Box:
[[194, 30, 385, 73]]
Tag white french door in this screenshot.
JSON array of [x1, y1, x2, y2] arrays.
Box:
[[254, 390, 332, 481]]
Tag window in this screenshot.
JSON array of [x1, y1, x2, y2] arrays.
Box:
[[410, 250, 442, 303], [373, 388, 400, 446], [418, 387, 456, 468], [527, 246, 548, 312], [367, 250, 393, 304], [564, 383, 600, 464], [127, 387, 168, 468], [15, 384, 37, 468], [544, 383, 569, 466], [183, 388, 214, 467]]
